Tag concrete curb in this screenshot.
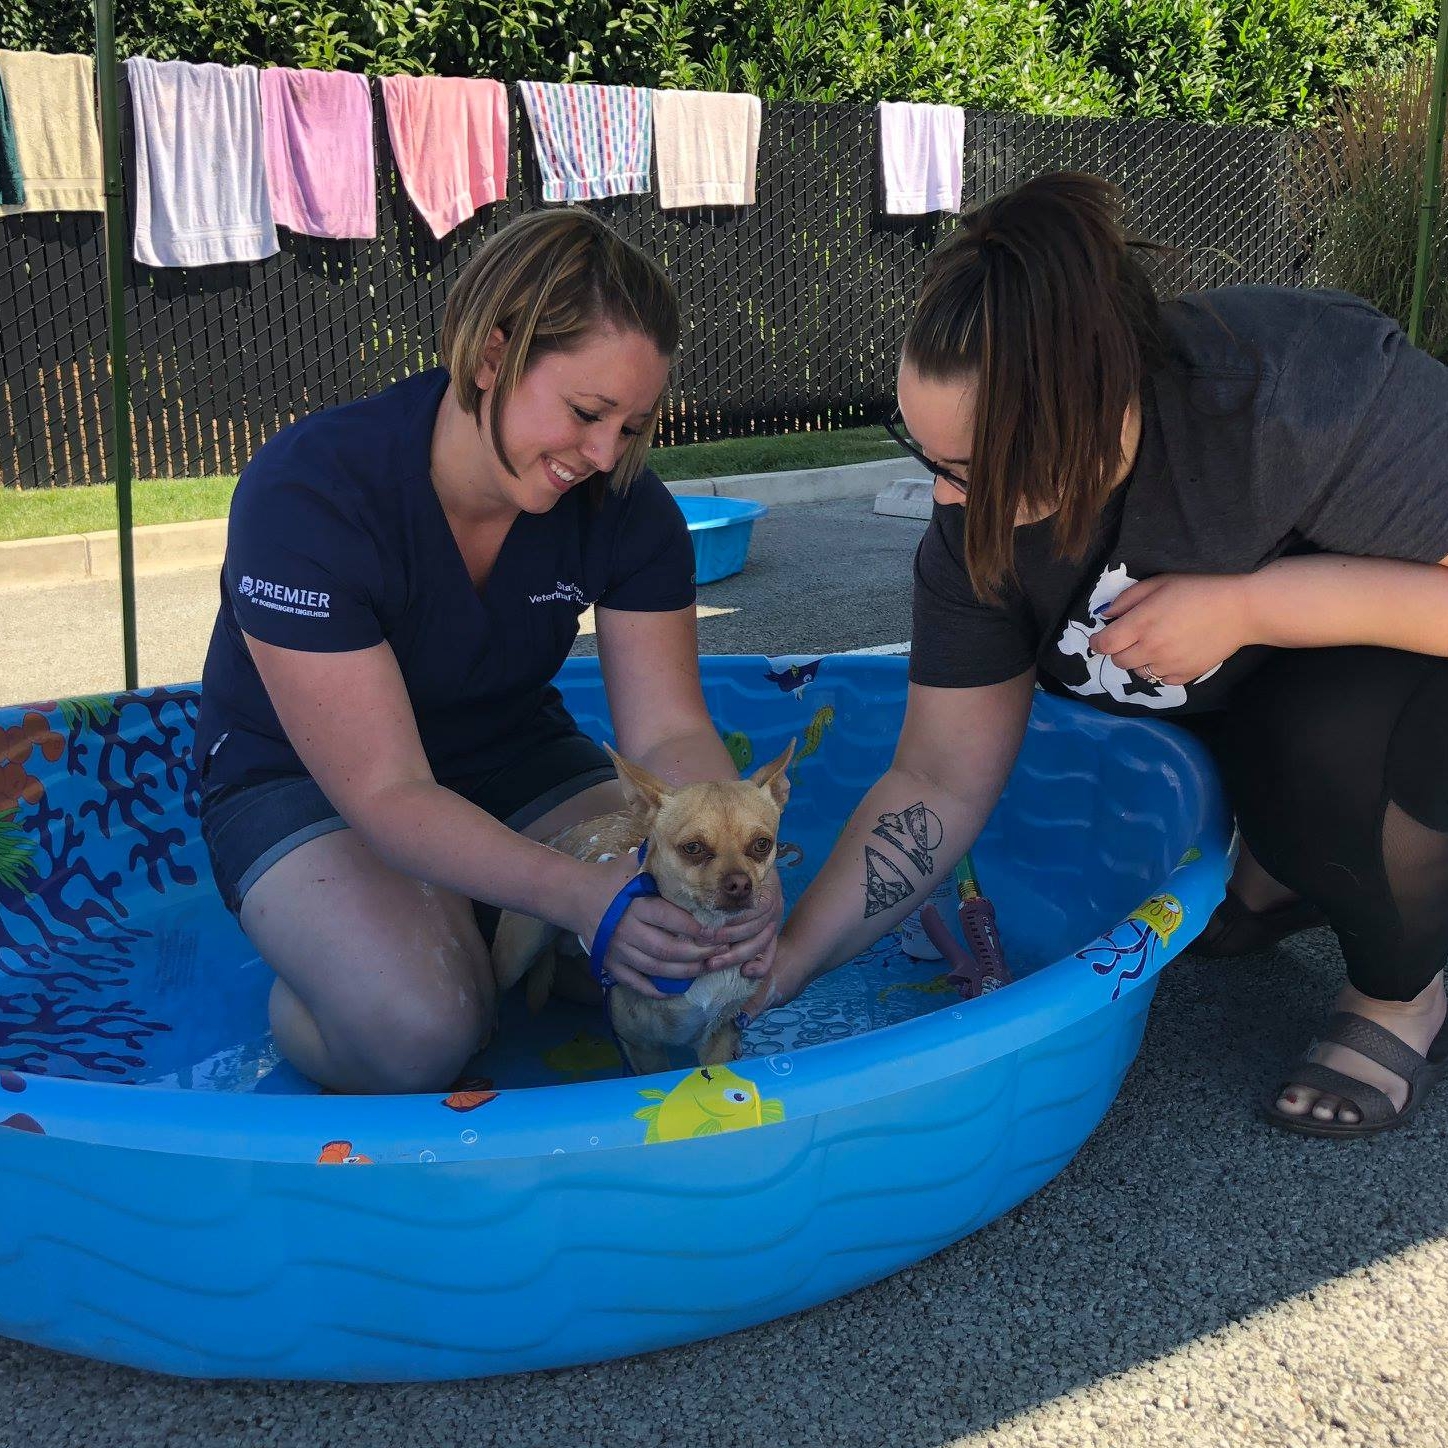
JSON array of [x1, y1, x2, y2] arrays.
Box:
[[0, 456, 929, 593]]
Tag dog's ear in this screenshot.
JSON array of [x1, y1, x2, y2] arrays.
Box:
[[750, 739, 795, 811], [603, 742, 671, 819]]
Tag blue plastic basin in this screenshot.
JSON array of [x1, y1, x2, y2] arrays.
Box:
[[677, 495, 769, 583], [0, 657, 1228, 1381]]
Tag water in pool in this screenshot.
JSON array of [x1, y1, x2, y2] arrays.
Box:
[[91, 847, 1069, 1095]]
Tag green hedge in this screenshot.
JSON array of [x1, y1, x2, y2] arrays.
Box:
[[1, 0, 1438, 124]]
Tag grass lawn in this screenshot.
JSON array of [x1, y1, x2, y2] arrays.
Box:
[[0, 426, 899, 543]]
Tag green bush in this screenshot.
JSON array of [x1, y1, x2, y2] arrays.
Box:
[[1061, 0, 1438, 124], [0, 0, 1437, 124], [1292, 58, 1448, 356]]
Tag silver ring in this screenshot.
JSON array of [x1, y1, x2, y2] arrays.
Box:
[[1141, 666, 1166, 687]]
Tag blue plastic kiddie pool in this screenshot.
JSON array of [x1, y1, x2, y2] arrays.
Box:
[[677, 496, 769, 583], [0, 655, 1228, 1381]]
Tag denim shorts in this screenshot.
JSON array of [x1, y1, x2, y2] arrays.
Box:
[[200, 727, 616, 919]]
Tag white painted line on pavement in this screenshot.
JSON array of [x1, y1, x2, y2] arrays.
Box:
[[843, 641, 911, 655]]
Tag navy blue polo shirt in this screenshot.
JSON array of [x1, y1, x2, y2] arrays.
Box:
[[195, 368, 695, 790]]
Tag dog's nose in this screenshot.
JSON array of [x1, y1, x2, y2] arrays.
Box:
[[720, 872, 752, 903]]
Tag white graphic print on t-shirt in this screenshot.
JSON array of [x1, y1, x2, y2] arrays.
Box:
[[1055, 563, 1220, 711]]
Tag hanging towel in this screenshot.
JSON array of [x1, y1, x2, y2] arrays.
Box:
[[878, 101, 965, 215], [517, 82, 651, 203], [652, 90, 761, 209], [126, 58, 278, 267], [380, 75, 507, 240], [0, 69, 23, 208], [0, 51, 103, 215], [260, 67, 375, 240]]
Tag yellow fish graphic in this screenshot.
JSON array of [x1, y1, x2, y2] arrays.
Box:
[[543, 1032, 622, 1078], [877, 973, 955, 1004], [635, 1064, 785, 1144], [1129, 894, 1185, 942]]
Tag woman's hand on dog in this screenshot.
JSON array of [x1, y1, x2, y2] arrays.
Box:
[[701, 864, 784, 977], [579, 857, 786, 1000], [580, 854, 726, 1000], [735, 934, 808, 1025]]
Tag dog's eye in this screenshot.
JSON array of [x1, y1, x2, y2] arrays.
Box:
[[750, 837, 774, 857], [680, 840, 707, 858]]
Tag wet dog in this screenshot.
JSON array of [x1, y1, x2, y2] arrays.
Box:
[[493, 741, 793, 1075]]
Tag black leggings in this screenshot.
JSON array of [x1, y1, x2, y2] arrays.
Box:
[[1178, 647, 1448, 1002]]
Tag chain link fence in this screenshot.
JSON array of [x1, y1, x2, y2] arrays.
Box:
[[0, 89, 1319, 490]]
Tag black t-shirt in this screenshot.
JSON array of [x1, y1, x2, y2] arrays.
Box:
[[910, 287, 1448, 714], [196, 369, 696, 787]]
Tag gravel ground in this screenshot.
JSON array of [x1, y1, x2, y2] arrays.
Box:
[[3, 498, 1446, 1446]]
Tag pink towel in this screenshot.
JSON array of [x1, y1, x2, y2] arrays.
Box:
[[380, 75, 508, 239], [260, 67, 376, 240]]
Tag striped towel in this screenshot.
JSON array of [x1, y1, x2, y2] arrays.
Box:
[[517, 82, 651, 203]]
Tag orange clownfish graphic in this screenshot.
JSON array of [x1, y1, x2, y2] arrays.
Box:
[[317, 1139, 373, 1164]]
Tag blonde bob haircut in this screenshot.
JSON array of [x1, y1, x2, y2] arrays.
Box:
[[440, 208, 680, 494]]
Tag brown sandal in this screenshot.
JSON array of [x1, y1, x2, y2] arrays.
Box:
[[1188, 888, 1326, 959], [1263, 1011, 1448, 1138]]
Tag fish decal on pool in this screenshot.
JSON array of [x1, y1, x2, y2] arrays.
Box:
[[1, 1113, 45, 1134], [635, 1065, 785, 1143], [720, 731, 753, 771], [763, 658, 823, 699], [792, 705, 834, 777], [442, 1088, 499, 1112], [317, 1139, 373, 1164], [876, 974, 955, 1004], [542, 1033, 622, 1078], [1074, 893, 1186, 1001]]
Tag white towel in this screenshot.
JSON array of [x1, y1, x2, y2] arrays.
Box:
[[878, 101, 964, 215], [126, 58, 278, 268], [653, 90, 761, 209]]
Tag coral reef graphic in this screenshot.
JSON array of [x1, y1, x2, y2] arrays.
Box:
[[0, 688, 200, 1079]]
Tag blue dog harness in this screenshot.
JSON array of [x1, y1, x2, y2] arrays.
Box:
[[587, 841, 694, 997]]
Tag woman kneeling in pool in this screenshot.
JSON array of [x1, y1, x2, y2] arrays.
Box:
[[196, 211, 778, 1093]]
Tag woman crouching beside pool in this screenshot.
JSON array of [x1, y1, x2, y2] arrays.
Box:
[[195, 210, 780, 1093], [746, 172, 1448, 1139]]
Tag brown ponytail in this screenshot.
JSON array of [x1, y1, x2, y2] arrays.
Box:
[[902, 172, 1168, 602]]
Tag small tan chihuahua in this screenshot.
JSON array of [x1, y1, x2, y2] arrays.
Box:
[[493, 740, 794, 1076]]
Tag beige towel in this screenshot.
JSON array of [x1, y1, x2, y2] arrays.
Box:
[[653, 90, 761, 209], [0, 50, 103, 216]]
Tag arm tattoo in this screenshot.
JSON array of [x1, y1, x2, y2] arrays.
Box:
[[863, 846, 913, 918], [870, 801, 943, 878]]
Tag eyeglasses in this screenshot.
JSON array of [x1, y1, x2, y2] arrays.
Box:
[[883, 411, 971, 494]]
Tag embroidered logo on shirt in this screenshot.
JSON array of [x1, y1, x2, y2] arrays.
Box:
[[237, 574, 332, 619], [527, 580, 589, 606]]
